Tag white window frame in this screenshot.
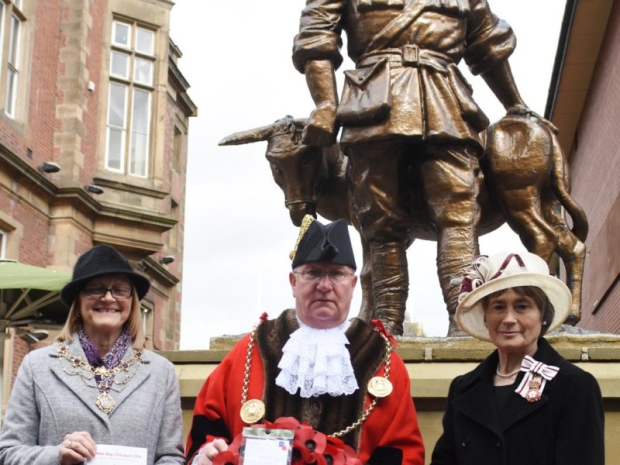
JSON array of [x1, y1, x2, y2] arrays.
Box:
[[105, 20, 155, 178], [4, 12, 20, 118], [110, 50, 130, 80], [112, 21, 131, 49], [0, 229, 7, 259], [140, 301, 154, 349], [0, 1, 23, 120], [128, 88, 151, 177], [105, 82, 128, 174], [0, 4, 5, 67]]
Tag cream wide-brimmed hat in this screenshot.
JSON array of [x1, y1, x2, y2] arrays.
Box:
[[456, 252, 571, 341]]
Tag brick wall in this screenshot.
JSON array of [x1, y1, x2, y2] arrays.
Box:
[[0, 0, 190, 395], [81, 0, 105, 181], [569, 1, 620, 333], [28, 0, 62, 166]]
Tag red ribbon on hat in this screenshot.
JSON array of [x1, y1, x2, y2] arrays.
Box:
[[515, 355, 559, 402], [490, 253, 527, 280], [371, 319, 398, 346]]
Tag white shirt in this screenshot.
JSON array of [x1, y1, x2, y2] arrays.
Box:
[[275, 319, 359, 398]]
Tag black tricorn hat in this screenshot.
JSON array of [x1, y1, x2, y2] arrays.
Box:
[[291, 216, 356, 270], [60, 245, 150, 307]]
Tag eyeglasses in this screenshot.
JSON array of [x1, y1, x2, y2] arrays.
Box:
[[294, 269, 355, 284], [81, 285, 133, 300]]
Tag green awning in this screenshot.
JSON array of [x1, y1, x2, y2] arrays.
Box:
[[0, 260, 72, 330]]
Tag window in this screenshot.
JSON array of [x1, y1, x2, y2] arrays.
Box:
[[168, 199, 179, 250], [0, 229, 6, 258], [140, 300, 154, 349], [0, 1, 24, 119], [172, 127, 182, 172], [105, 20, 155, 178]]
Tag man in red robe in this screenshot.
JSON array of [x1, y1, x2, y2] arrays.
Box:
[[186, 217, 425, 465]]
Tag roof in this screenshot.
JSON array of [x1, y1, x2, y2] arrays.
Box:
[[546, 0, 616, 153]]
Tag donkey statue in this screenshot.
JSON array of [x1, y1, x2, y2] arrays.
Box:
[[220, 114, 587, 335]]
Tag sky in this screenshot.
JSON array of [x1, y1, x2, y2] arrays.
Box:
[[170, 0, 567, 349]]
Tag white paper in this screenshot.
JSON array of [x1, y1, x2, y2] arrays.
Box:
[[241, 437, 291, 465], [87, 445, 147, 465]]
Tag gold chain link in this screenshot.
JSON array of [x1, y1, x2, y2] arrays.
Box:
[[331, 330, 392, 438], [240, 324, 259, 406], [56, 343, 143, 393]]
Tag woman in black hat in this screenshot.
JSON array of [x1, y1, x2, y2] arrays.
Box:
[[0, 245, 185, 465]]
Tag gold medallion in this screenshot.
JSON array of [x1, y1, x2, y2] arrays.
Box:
[[240, 399, 265, 424], [96, 392, 115, 413], [367, 377, 393, 398]]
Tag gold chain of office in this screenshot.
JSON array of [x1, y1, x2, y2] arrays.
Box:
[[56, 343, 143, 413], [239, 322, 393, 437]]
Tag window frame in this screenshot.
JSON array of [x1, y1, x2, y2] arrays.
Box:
[[105, 19, 157, 178], [140, 300, 154, 349], [0, 1, 25, 120], [0, 229, 6, 259]]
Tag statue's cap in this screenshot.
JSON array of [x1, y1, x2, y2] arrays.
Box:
[[290, 215, 356, 270]]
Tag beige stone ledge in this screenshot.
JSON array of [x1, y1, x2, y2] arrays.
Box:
[[163, 333, 620, 399]]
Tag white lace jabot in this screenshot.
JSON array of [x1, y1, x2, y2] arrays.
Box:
[[275, 319, 359, 398]]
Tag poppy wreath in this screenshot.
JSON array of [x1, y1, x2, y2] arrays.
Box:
[[213, 417, 362, 465]]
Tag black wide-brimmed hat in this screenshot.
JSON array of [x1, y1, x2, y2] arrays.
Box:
[[60, 245, 150, 307], [291, 216, 356, 270]]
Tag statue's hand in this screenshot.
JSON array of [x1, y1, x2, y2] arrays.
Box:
[[302, 104, 338, 147], [506, 103, 531, 116], [506, 105, 558, 134]]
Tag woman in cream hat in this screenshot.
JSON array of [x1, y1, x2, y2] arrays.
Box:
[[431, 251, 604, 465]]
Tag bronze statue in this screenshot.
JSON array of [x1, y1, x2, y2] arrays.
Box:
[[290, 0, 560, 335], [220, 112, 587, 335], [484, 114, 588, 323], [219, 117, 501, 331]]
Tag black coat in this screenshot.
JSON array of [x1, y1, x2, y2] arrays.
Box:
[[431, 338, 604, 465]]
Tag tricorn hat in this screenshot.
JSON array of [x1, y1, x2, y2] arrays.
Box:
[[456, 252, 571, 341], [291, 216, 356, 270], [61, 245, 150, 307]]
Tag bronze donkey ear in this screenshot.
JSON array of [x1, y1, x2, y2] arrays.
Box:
[[219, 116, 309, 147], [218, 123, 276, 146]]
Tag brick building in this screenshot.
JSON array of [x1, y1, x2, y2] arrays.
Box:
[[547, 0, 619, 333], [0, 0, 195, 419]]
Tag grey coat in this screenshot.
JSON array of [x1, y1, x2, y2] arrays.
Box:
[[0, 337, 185, 465]]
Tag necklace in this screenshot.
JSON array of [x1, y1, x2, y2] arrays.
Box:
[[496, 366, 520, 378], [240, 320, 393, 437], [56, 343, 143, 413]]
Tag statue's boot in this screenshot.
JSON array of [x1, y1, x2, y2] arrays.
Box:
[[436, 227, 476, 337], [370, 241, 409, 336]]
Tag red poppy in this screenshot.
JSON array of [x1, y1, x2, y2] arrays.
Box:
[[292, 424, 327, 464], [324, 437, 347, 465], [272, 417, 302, 430], [218, 417, 360, 465], [342, 444, 362, 465]]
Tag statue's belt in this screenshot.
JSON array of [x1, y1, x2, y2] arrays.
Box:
[[358, 45, 452, 72]]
